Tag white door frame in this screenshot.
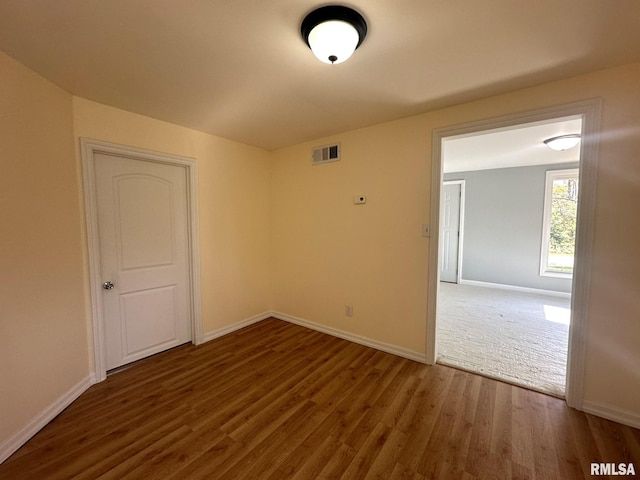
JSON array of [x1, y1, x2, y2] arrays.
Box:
[[81, 138, 203, 382], [441, 180, 466, 284], [426, 99, 601, 410]]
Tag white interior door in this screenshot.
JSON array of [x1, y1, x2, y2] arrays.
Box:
[[95, 153, 192, 370], [440, 182, 462, 283]]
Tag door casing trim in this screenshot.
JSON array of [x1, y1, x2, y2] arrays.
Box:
[[426, 99, 602, 410], [81, 138, 203, 382]]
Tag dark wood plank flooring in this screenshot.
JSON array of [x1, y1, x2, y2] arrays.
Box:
[[1, 318, 639, 479]]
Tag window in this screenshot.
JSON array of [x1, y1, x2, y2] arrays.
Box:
[[540, 168, 579, 277]]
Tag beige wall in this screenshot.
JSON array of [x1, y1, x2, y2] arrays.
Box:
[[1, 51, 272, 452], [271, 120, 431, 354], [271, 62, 640, 415], [0, 51, 89, 441], [72, 98, 272, 335], [2, 44, 639, 455]]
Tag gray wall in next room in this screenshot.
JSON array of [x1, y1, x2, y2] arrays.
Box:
[[444, 162, 578, 293]]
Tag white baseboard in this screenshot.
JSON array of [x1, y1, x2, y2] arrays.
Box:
[[201, 311, 273, 344], [0, 373, 95, 464], [271, 311, 427, 364], [4, 314, 637, 465], [459, 279, 571, 299], [203, 310, 427, 363], [582, 400, 640, 430]]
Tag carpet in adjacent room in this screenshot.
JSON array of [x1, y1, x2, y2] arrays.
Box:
[[437, 282, 570, 397]]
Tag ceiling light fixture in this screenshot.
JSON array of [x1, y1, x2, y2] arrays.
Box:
[[543, 134, 581, 151], [301, 5, 367, 64]]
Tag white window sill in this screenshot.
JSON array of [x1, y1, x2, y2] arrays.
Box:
[[540, 271, 573, 279]]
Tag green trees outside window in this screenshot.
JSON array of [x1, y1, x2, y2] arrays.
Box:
[[541, 169, 579, 277], [548, 176, 578, 273]]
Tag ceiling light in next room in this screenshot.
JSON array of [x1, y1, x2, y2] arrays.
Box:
[[544, 134, 581, 151], [301, 5, 367, 64]]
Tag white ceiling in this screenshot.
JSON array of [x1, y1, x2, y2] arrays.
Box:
[[1, 1, 639, 150], [443, 117, 583, 173]]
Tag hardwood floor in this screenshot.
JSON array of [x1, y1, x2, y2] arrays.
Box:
[[1, 318, 639, 479]]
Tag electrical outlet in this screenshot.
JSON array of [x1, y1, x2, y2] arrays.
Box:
[[353, 195, 366, 204], [345, 304, 353, 317]]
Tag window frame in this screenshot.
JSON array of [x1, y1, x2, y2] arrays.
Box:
[[540, 168, 579, 278]]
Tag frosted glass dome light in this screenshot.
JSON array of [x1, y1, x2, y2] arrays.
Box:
[[301, 6, 367, 65], [308, 20, 359, 64], [544, 134, 581, 151]]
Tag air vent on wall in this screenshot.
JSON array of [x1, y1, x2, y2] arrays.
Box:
[[312, 143, 340, 165]]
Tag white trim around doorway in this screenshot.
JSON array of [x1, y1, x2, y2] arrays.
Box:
[[426, 99, 602, 411], [81, 138, 203, 383]]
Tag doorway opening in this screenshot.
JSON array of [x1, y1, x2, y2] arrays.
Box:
[[81, 139, 203, 383], [426, 100, 601, 408], [437, 117, 580, 397]]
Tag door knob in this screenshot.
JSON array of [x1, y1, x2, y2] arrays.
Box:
[[102, 281, 115, 290]]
